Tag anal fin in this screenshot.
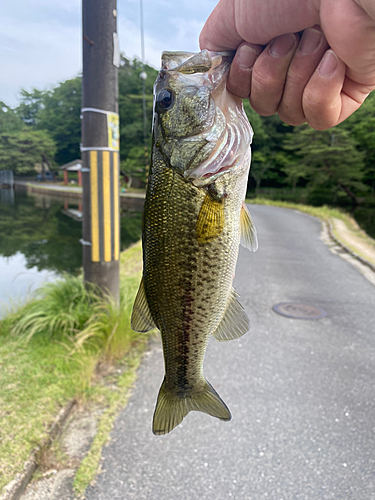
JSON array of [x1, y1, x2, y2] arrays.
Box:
[[240, 202, 258, 252], [131, 277, 156, 333], [212, 288, 250, 341]]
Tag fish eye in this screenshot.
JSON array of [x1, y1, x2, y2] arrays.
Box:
[[156, 89, 174, 113]]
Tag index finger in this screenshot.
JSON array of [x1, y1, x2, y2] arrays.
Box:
[[199, 0, 319, 50], [199, 0, 243, 51]]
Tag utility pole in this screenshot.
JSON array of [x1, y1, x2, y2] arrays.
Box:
[[81, 0, 120, 304], [139, 0, 149, 177]]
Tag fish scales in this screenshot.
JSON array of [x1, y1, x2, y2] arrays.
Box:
[[131, 50, 258, 435]]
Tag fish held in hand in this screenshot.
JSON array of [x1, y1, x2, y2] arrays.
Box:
[[131, 49, 257, 435]]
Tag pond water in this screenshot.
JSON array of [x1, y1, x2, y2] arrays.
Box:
[[0, 188, 142, 315], [1, 188, 373, 316]]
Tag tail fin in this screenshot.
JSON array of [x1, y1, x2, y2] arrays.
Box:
[[152, 378, 231, 435]]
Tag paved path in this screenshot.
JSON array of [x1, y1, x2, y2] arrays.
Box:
[[86, 205, 375, 500], [15, 181, 146, 199]]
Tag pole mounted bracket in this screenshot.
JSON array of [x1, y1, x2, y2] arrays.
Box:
[[83, 34, 94, 46], [80, 239, 92, 246]]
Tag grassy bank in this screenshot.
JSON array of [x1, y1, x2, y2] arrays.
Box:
[[0, 241, 144, 493], [248, 196, 356, 222]]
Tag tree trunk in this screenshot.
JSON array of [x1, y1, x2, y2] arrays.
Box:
[[337, 181, 359, 209], [255, 178, 261, 196]]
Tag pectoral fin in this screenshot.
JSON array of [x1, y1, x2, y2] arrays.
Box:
[[131, 277, 156, 332], [212, 288, 250, 341], [196, 193, 225, 244], [240, 202, 258, 252]]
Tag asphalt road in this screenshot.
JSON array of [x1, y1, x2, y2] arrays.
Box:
[[86, 205, 375, 500]]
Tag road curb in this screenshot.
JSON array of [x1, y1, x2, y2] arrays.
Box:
[[0, 400, 77, 500], [326, 219, 375, 274]]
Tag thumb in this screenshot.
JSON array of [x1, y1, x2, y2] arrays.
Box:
[[200, 0, 320, 50]]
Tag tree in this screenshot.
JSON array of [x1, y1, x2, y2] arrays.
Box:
[[36, 78, 82, 165], [283, 125, 367, 208], [16, 79, 82, 166], [13, 57, 158, 172], [16, 89, 45, 126], [118, 57, 157, 181], [339, 92, 375, 197], [244, 102, 293, 192], [0, 128, 56, 174], [0, 102, 23, 132]]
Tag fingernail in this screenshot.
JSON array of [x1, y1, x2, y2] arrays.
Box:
[[318, 50, 338, 76], [237, 44, 258, 69], [299, 28, 322, 54], [269, 34, 296, 57]]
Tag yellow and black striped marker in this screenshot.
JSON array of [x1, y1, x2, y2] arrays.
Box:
[[85, 150, 120, 263]]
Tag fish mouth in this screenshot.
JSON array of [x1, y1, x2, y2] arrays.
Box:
[[161, 50, 234, 75], [155, 50, 252, 185]]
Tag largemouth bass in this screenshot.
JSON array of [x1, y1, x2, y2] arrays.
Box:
[[131, 50, 257, 435]]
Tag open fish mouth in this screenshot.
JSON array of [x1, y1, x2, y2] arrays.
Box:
[[154, 49, 253, 185]]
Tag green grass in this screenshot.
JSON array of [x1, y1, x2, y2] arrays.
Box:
[[0, 336, 96, 491], [10, 277, 100, 341], [73, 343, 146, 495], [247, 197, 351, 222], [0, 241, 144, 493]]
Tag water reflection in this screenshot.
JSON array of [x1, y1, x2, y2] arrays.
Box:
[[0, 189, 143, 311], [0, 253, 57, 314], [0, 188, 15, 205]]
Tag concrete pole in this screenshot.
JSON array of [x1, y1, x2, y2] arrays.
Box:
[[81, 0, 120, 305]]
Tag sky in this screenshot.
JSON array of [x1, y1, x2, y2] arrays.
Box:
[[0, 0, 218, 108]]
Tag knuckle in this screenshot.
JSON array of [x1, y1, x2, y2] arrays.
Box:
[[252, 66, 279, 92]]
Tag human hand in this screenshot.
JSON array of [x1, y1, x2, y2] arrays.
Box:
[[199, 0, 375, 130]]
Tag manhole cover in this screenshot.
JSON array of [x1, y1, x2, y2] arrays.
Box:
[[272, 303, 327, 320]]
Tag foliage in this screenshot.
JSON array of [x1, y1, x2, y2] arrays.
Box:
[[11, 277, 100, 340], [0, 128, 56, 174], [16, 89, 46, 126], [119, 57, 157, 183], [0, 240, 146, 493], [15, 79, 82, 166], [13, 57, 158, 175], [283, 125, 366, 207], [244, 101, 293, 191], [3, 55, 374, 208], [73, 349, 144, 495], [0, 102, 23, 132], [121, 146, 148, 186]]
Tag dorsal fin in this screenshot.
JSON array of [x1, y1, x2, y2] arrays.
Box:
[[240, 202, 258, 252], [131, 277, 156, 333], [212, 288, 250, 341]]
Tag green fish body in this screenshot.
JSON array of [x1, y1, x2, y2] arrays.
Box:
[[131, 50, 257, 435]]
